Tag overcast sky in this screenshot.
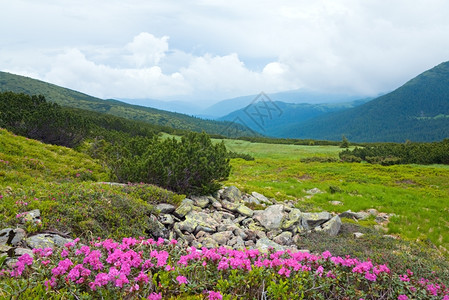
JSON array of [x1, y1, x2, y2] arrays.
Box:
[[1, 0, 449, 106]]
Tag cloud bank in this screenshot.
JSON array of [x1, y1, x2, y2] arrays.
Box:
[[1, 0, 449, 106]]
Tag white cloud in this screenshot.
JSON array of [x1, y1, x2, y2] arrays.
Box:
[[125, 33, 169, 67], [2, 0, 449, 105]]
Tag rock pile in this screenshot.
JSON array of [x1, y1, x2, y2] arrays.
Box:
[[150, 186, 342, 252], [1, 186, 397, 267]]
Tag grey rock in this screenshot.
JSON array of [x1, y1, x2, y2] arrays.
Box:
[[233, 216, 247, 224], [221, 200, 239, 212], [211, 231, 234, 245], [305, 188, 324, 195], [301, 212, 331, 229], [191, 196, 212, 209], [26, 234, 73, 249], [0, 228, 26, 246], [155, 203, 176, 214], [233, 228, 248, 240], [211, 198, 223, 209], [281, 208, 302, 230], [222, 186, 242, 202], [14, 248, 34, 257], [244, 240, 255, 248], [255, 238, 286, 253], [236, 205, 254, 217], [330, 201, 343, 206], [340, 210, 369, 220], [149, 215, 169, 238], [244, 195, 260, 205], [273, 231, 293, 246], [353, 232, 365, 238], [367, 209, 379, 216], [158, 214, 175, 225], [266, 229, 283, 239], [315, 216, 341, 236], [251, 192, 271, 204], [174, 202, 193, 218], [202, 237, 219, 248], [253, 205, 285, 230]]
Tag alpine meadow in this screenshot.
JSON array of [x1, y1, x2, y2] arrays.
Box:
[[1, 2, 449, 299]]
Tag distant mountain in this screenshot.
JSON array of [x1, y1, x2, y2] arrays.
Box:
[[201, 89, 373, 119], [289, 61, 449, 142], [0, 71, 254, 137], [219, 99, 371, 138]]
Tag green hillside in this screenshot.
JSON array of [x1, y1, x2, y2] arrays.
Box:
[[0, 71, 252, 137], [287, 61, 449, 142]]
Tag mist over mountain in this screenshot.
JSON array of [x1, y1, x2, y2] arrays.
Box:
[[288, 61, 449, 142]]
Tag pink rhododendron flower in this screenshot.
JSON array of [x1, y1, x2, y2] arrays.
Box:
[[398, 295, 408, 300], [208, 291, 223, 300], [176, 275, 188, 284], [147, 292, 162, 300]]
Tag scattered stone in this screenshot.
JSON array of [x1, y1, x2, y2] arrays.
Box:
[[211, 231, 233, 245], [253, 205, 285, 230], [221, 200, 239, 212], [155, 203, 176, 214], [353, 232, 365, 239], [26, 234, 73, 249], [273, 231, 293, 245], [305, 188, 324, 195], [251, 192, 271, 204], [21, 209, 41, 224], [158, 214, 175, 225], [222, 186, 242, 202], [191, 196, 212, 209], [301, 212, 331, 229], [330, 201, 343, 206], [256, 238, 287, 253], [149, 215, 169, 238], [0, 228, 26, 246], [173, 202, 193, 218], [236, 205, 254, 217], [340, 210, 369, 220], [367, 209, 379, 216], [315, 216, 342, 236]]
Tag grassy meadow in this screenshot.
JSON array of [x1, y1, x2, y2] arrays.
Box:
[[218, 138, 449, 256]]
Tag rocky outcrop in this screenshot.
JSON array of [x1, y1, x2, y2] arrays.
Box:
[[144, 186, 345, 252], [2, 186, 368, 266]]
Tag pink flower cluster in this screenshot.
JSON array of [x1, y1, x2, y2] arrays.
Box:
[[2, 237, 448, 299]]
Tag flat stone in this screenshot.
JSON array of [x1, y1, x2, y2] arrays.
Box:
[[211, 199, 223, 209], [330, 201, 343, 206], [281, 208, 302, 230], [26, 234, 73, 249], [191, 196, 212, 209], [305, 188, 324, 195], [255, 238, 286, 253], [211, 231, 234, 245], [253, 204, 285, 230], [367, 209, 379, 216], [301, 212, 331, 229], [14, 248, 34, 257], [353, 232, 365, 238], [149, 215, 169, 238], [339, 210, 369, 220], [244, 195, 260, 205], [173, 202, 193, 218], [251, 192, 271, 204], [236, 205, 254, 217], [202, 237, 219, 248], [315, 216, 341, 236], [155, 203, 176, 214], [221, 200, 239, 212], [273, 231, 293, 246], [222, 186, 242, 202], [158, 214, 175, 225]]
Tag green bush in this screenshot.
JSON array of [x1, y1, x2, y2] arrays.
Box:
[[102, 132, 231, 196]]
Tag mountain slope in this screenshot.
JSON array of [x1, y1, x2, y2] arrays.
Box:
[[288, 61, 449, 142], [219, 99, 370, 138], [201, 89, 372, 119], [0, 71, 252, 137]]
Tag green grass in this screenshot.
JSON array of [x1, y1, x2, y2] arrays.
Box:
[[0, 128, 183, 239], [218, 140, 449, 255]]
